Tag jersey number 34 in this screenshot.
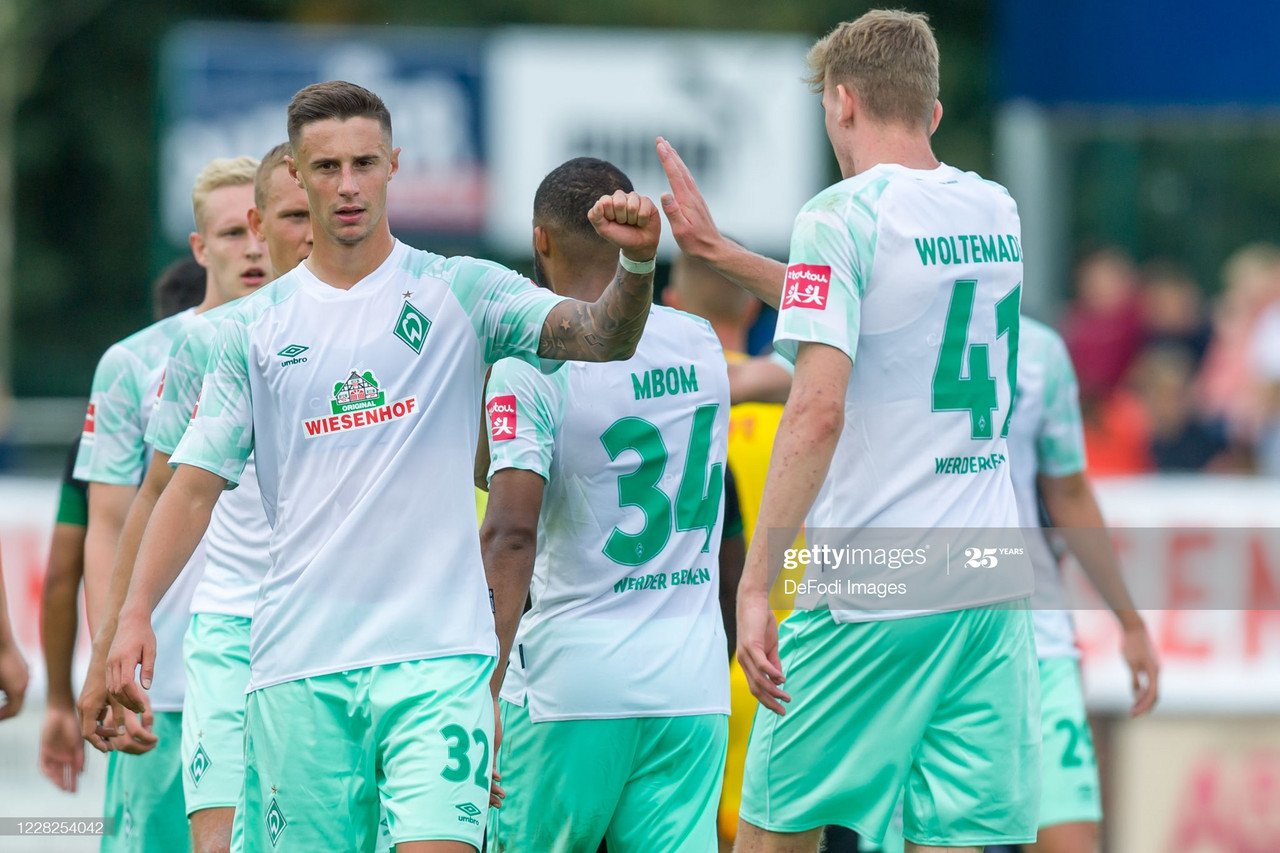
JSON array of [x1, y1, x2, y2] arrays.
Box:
[[600, 404, 723, 567]]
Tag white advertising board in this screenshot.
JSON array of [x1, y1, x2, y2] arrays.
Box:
[[1079, 476, 1280, 713], [485, 28, 826, 259]]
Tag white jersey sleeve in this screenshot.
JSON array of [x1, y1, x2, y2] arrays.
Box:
[[772, 196, 875, 365], [146, 317, 212, 456], [1036, 331, 1087, 478], [74, 344, 147, 485], [485, 357, 566, 482], [448, 259, 566, 367], [171, 305, 255, 487]]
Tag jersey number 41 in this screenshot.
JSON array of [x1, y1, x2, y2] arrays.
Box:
[[932, 280, 1022, 440]]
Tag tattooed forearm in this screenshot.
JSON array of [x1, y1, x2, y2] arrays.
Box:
[[538, 265, 653, 361]]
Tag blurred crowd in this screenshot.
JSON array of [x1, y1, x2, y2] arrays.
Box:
[[1060, 244, 1280, 476]]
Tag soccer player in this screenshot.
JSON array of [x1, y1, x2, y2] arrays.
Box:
[[1008, 317, 1159, 853], [107, 80, 659, 853], [0, 550, 28, 721], [41, 261, 205, 794], [482, 157, 730, 851], [75, 155, 267, 852], [660, 11, 1037, 852], [96, 142, 311, 853]]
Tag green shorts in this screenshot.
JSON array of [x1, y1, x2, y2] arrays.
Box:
[[740, 604, 1040, 847], [182, 613, 251, 816], [487, 700, 727, 852], [100, 711, 190, 852], [1037, 656, 1102, 828], [236, 655, 494, 852]]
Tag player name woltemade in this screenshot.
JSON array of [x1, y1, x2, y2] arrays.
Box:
[[914, 234, 1022, 266]]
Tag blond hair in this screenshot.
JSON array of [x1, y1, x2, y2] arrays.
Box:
[[191, 156, 258, 232], [806, 9, 939, 129], [254, 143, 292, 211]]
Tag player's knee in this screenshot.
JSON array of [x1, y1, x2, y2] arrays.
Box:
[[188, 810, 233, 853], [190, 834, 230, 853], [1031, 820, 1099, 853]]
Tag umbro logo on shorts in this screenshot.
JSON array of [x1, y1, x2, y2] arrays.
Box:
[[455, 802, 482, 826]]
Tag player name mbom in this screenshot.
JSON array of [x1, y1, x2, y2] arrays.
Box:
[[632, 364, 699, 401]]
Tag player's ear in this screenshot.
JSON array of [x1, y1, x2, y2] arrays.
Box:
[[285, 155, 302, 188], [189, 231, 209, 267], [533, 225, 551, 260], [929, 100, 943, 135], [248, 207, 265, 241], [388, 147, 401, 181], [836, 83, 857, 127]]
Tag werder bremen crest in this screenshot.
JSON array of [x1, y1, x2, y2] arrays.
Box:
[[189, 742, 212, 787], [266, 795, 287, 847], [394, 301, 431, 353], [332, 371, 386, 414]]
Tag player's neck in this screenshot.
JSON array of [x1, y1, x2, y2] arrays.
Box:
[[838, 125, 939, 178], [307, 226, 396, 290], [711, 322, 747, 355], [194, 279, 228, 315], [549, 258, 614, 303]]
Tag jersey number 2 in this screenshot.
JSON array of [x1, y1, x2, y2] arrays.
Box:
[[600, 404, 723, 567], [931, 279, 1021, 439]]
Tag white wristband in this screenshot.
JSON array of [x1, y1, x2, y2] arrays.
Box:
[[619, 252, 656, 275]]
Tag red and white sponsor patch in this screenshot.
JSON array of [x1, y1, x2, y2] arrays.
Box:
[[781, 264, 831, 310], [155, 371, 166, 401], [82, 402, 96, 435], [487, 394, 518, 442]]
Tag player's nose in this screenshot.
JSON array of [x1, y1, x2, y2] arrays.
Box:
[[338, 164, 359, 196]]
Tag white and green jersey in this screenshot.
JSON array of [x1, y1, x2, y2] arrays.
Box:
[[146, 300, 269, 620], [74, 309, 204, 711], [1005, 317, 1087, 660], [171, 240, 565, 692], [773, 163, 1031, 621], [487, 306, 730, 721]]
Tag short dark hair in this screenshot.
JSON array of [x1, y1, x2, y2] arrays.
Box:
[[286, 81, 391, 148], [255, 142, 292, 210], [153, 257, 206, 320], [533, 157, 634, 243]]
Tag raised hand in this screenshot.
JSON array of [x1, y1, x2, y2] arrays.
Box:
[[656, 136, 725, 261], [588, 190, 660, 261]]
